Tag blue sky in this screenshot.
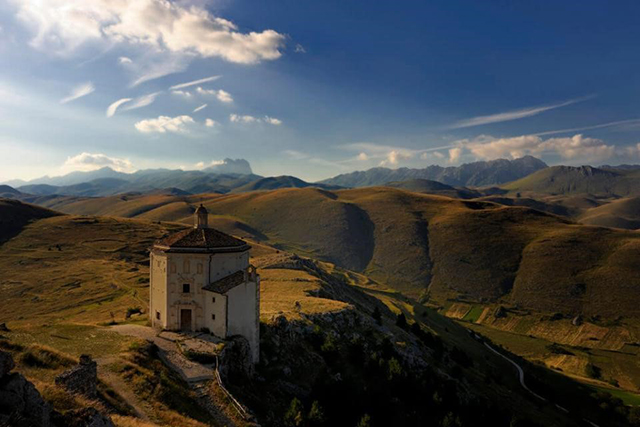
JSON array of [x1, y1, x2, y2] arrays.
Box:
[[1, 0, 640, 182]]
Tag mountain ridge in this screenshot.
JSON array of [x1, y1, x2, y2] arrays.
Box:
[[320, 155, 548, 187]]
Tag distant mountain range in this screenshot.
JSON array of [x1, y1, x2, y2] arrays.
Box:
[[320, 155, 548, 187]]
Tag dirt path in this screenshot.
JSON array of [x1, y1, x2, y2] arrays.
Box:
[[96, 356, 154, 422], [108, 324, 214, 382]]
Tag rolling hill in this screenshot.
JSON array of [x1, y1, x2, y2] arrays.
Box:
[[25, 187, 640, 319], [503, 165, 640, 197], [0, 199, 636, 427], [230, 175, 342, 193], [320, 155, 547, 187], [0, 198, 59, 244], [578, 197, 640, 229], [385, 179, 483, 199]]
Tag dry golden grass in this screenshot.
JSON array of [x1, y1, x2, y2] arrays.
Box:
[[31, 187, 640, 318]]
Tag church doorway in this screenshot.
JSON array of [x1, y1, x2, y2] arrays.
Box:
[[180, 309, 192, 331]]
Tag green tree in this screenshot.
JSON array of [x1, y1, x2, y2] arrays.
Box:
[[284, 397, 305, 427], [387, 357, 402, 380], [356, 414, 371, 427], [308, 400, 325, 426]]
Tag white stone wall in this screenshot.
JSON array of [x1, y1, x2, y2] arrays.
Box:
[[149, 253, 168, 329], [204, 292, 228, 337], [208, 252, 250, 282], [150, 246, 259, 363], [226, 279, 260, 363]]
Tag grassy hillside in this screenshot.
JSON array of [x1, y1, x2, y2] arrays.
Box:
[[503, 165, 640, 197], [385, 179, 481, 199], [579, 197, 640, 229], [2, 206, 635, 426], [26, 188, 640, 319]]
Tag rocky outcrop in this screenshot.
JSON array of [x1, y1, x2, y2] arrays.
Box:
[[0, 351, 50, 427], [51, 407, 114, 427], [55, 354, 97, 398], [219, 336, 254, 380]]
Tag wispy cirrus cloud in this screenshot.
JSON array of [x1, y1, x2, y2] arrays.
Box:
[[60, 82, 94, 104], [106, 98, 132, 117], [170, 75, 221, 90], [193, 103, 207, 113], [121, 92, 161, 111], [448, 97, 591, 129]]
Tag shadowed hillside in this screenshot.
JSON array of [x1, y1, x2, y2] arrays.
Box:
[[26, 187, 640, 318], [0, 198, 59, 244]]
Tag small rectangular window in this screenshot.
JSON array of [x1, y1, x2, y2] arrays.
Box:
[[182, 283, 190, 293], [170, 263, 176, 273], [184, 260, 190, 273], [211, 314, 216, 320], [197, 263, 203, 274], [156, 311, 160, 320], [212, 297, 216, 303]]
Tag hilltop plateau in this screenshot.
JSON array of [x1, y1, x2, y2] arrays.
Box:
[[2, 199, 630, 426]]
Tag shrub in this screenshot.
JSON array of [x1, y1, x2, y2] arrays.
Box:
[[356, 414, 371, 427], [585, 363, 602, 379], [18, 345, 75, 369], [308, 400, 325, 426], [284, 397, 305, 427]]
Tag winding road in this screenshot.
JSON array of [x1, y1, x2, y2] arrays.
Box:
[[473, 333, 601, 427]]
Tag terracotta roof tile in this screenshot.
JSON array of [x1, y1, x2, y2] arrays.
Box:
[[155, 227, 247, 251], [203, 270, 246, 294]]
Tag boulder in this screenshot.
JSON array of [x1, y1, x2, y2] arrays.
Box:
[[0, 351, 14, 379]]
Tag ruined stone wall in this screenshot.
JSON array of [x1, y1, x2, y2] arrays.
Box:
[[55, 354, 97, 398]]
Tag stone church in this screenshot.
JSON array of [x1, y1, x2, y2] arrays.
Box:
[[149, 205, 260, 362]]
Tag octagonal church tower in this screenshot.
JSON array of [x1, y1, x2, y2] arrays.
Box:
[[150, 204, 260, 363]]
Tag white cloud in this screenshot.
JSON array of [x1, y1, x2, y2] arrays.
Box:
[[118, 56, 132, 64], [464, 134, 616, 162], [60, 82, 95, 104], [135, 115, 194, 133], [171, 90, 192, 98], [62, 152, 134, 173], [230, 114, 257, 123], [379, 150, 413, 166], [432, 151, 445, 159], [294, 43, 306, 53], [216, 89, 233, 103], [106, 97, 132, 117], [357, 152, 369, 161], [229, 114, 281, 125], [448, 147, 462, 163], [264, 116, 282, 125], [449, 97, 589, 129], [196, 86, 233, 103], [193, 103, 207, 113], [121, 92, 160, 111], [14, 0, 286, 63], [205, 118, 217, 127], [171, 75, 221, 90]]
